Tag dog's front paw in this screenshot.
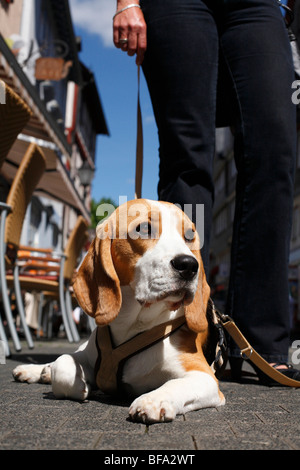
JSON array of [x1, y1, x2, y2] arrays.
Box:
[[51, 355, 90, 401], [12, 364, 46, 384], [129, 394, 176, 423]]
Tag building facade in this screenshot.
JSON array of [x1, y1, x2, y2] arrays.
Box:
[[0, 0, 108, 249]]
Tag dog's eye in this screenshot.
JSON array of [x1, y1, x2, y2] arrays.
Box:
[[184, 228, 195, 242], [136, 222, 152, 238]]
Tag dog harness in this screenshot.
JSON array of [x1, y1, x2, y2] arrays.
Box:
[[94, 316, 186, 396]]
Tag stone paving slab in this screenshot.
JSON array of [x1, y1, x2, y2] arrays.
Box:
[[1, 338, 300, 452]]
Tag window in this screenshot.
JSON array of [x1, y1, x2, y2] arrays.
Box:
[[78, 100, 97, 158], [35, 0, 68, 120]]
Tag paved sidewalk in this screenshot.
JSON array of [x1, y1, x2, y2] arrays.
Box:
[[1, 337, 300, 452]]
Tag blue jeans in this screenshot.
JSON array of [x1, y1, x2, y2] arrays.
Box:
[[141, 0, 297, 361]]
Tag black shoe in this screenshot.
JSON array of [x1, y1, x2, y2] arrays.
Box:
[[229, 358, 300, 386], [228, 357, 244, 382], [252, 362, 300, 386]]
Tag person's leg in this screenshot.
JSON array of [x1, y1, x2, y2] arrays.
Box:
[[141, 0, 219, 270], [221, 0, 297, 361]]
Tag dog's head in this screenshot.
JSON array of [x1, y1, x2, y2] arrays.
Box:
[[73, 199, 210, 333]]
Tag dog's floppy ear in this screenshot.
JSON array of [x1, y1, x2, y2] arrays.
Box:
[[73, 218, 122, 326], [184, 250, 210, 333]]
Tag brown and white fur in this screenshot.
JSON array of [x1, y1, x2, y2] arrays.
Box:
[[13, 199, 225, 423]]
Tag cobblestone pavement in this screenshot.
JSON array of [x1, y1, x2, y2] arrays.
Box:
[[1, 337, 300, 452]]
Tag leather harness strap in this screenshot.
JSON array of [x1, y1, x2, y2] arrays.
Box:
[[95, 316, 186, 395]]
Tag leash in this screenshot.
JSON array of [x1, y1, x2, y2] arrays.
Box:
[[135, 65, 143, 199], [95, 316, 186, 395], [209, 299, 300, 388]]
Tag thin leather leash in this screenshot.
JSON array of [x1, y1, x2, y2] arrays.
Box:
[[135, 65, 143, 199], [95, 316, 186, 395]]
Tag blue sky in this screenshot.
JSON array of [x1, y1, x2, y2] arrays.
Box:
[[69, 1, 159, 206]]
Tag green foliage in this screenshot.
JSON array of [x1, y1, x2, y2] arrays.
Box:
[[90, 197, 117, 228]]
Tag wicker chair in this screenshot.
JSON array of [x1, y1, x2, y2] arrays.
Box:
[[0, 82, 32, 168], [6, 215, 89, 344], [0, 83, 32, 356], [0, 143, 46, 354]]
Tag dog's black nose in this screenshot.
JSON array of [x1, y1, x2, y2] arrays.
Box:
[[171, 255, 198, 280]]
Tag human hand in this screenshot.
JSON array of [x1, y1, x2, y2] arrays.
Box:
[[113, 1, 147, 66]]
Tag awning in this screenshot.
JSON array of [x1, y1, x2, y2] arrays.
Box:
[[1, 135, 90, 219]]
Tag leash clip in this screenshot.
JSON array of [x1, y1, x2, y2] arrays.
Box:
[[240, 346, 253, 360], [209, 299, 233, 325]]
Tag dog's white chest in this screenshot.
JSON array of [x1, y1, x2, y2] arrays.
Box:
[[121, 333, 186, 396]]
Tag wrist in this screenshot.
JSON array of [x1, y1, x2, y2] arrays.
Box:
[[114, 3, 142, 20], [117, 1, 140, 7]]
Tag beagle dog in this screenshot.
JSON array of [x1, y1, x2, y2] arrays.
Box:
[[13, 199, 225, 423]]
